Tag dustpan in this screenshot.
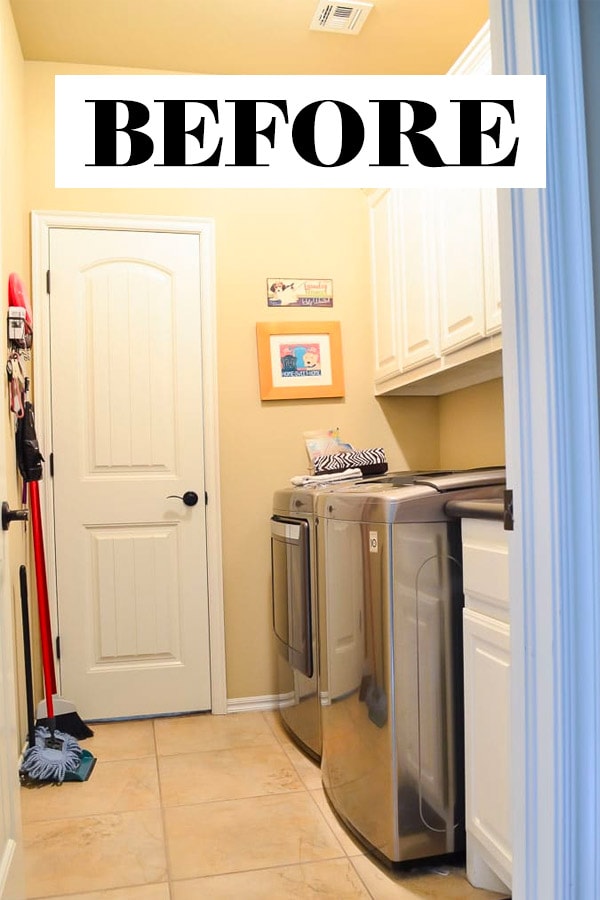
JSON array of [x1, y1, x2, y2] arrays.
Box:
[[64, 749, 97, 782]]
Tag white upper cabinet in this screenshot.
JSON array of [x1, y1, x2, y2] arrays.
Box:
[[435, 188, 487, 354], [370, 188, 441, 380], [396, 188, 440, 370], [369, 188, 402, 381], [368, 22, 502, 396], [481, 187, 502, 335]]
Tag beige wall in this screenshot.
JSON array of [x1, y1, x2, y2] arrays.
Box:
[[1, 0, 32, 746], [23, 60, 443, 700], [12, 54, 507, 704], [438, 377, 505, 469]]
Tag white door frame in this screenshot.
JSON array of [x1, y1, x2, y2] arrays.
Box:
[[491, 2, 600, 898], [0, 11, 25, 880], [0, 492, 24, 896], [31, 211, 227, 715], [0, 371, 24, 895]]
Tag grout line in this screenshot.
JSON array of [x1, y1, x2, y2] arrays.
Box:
[[304, 786, 350, 858], [158, 785, 319, 813], [155, 737, 283, 760], [346, 856, 378, 900], [28, 884, 172, 900], [152, 718, 174, 899], [259, 709, 291, 746], [167, 855, 353, 886]]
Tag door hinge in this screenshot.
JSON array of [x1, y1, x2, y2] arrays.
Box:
[[46, 269, 51, 295], [205, 491, 208, 505], [503, 488, 514, 531], [49, 452, 54, 477], [55, 635, 61, 660]]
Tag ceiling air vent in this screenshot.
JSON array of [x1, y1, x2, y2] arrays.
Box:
[[309, 1, 374, 35]]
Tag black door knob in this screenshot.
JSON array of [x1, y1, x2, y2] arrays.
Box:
[[166, 491, 199, 507], [2, 501, 28, 530]]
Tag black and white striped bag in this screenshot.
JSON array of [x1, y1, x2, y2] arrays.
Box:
[[312, 447, 387, 477]]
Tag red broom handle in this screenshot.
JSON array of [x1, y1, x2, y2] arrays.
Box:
[[29, 481, 56, 719]]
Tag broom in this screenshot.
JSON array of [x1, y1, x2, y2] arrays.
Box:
[[19, 565, 96, 785], [29, 480, 94, 740], [16, 400, 93, 740]]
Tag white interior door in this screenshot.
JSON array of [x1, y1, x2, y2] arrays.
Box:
[[47, 227, 211, 719]]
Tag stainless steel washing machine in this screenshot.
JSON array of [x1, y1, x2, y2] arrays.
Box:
[[315, 467, 506, 866], [271, 471, 422, 761]]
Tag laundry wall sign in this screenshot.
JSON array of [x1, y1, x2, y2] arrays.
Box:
[[267, 278, 333, 308]]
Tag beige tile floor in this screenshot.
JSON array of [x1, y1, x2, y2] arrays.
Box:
[[20, 710, 511, 899]]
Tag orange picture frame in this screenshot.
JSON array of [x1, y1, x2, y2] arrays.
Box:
[[256, 321, 345, 400]]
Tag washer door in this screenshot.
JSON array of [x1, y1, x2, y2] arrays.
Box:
[[270, 516, 312, 677]]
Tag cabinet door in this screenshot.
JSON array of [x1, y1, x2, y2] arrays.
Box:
[[395, 189, 440, 371], [463, 608, 512, 886], [481, 189, 502, 335], [370, 189, 402, 382], [435, 189, 487, 354]]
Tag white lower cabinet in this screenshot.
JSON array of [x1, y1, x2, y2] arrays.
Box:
[[461, 518, 512, 893]]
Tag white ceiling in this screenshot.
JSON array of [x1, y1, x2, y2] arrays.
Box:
[[9, 0, 489, 75]]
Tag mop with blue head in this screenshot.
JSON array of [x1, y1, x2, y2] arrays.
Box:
[[20, 726, 83, 784], [20, 719, 97, 786]]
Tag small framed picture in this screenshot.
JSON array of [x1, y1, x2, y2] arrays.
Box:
[[266, 278, 333, 307], [256, 321, 345, 400]]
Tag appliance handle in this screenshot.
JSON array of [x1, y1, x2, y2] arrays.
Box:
[[271, 517, 302, 542], [414, 550, 462, 835]]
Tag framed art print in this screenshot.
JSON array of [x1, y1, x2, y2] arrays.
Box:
[[256, 321, 345, 400]]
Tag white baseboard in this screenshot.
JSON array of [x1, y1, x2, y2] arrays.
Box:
[[0, 838, 23, 900], [226, 694, 281, 713]]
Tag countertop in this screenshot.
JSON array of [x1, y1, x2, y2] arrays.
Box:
[[445, 498, 505, 521]]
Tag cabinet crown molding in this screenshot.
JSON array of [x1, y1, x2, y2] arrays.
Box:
[[447, 20, 491, 75]]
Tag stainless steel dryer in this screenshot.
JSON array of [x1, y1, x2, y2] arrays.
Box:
[[271, 477, 375, 760], [271, 485, 322, 759], [315, 467, 506, 866]]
